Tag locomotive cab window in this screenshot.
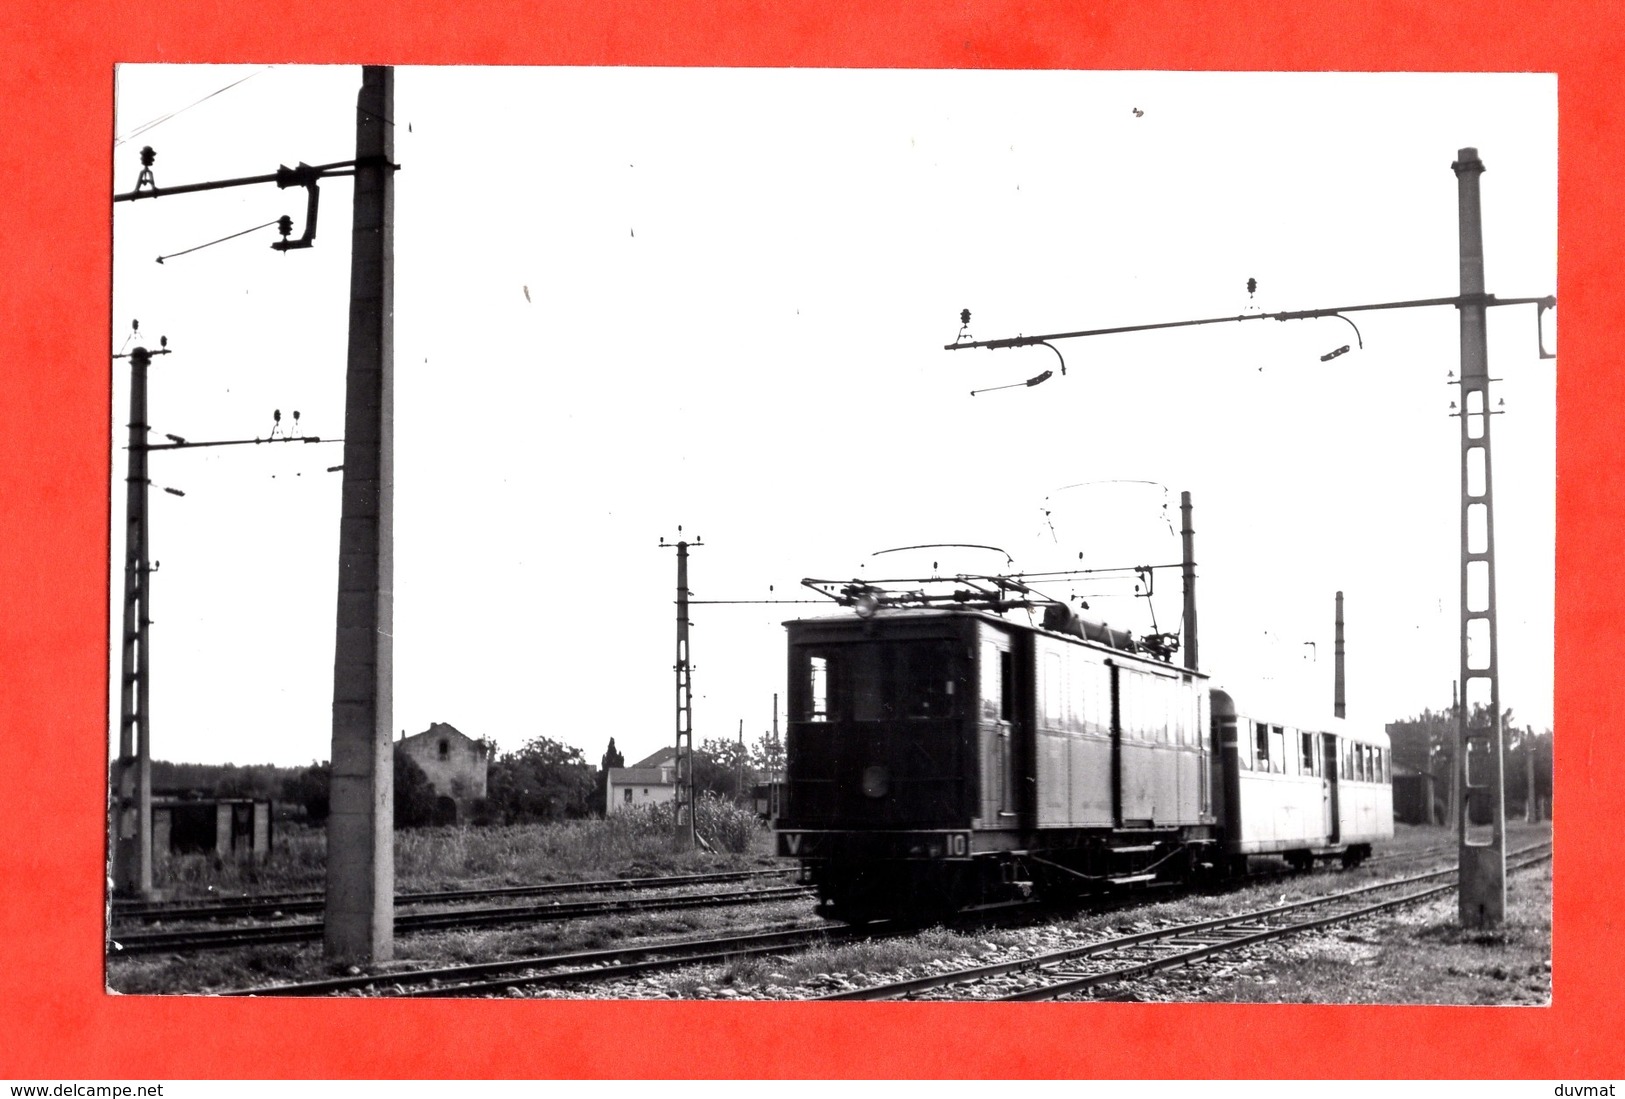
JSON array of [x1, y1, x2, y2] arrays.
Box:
[[791, 641, 963, 723]]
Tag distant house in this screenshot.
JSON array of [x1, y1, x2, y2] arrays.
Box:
[[606, 746, 679, 814], [398, 722, 490, 824]]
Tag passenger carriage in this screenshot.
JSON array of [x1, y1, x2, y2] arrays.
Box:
[[1211, 687, 1394, 870]]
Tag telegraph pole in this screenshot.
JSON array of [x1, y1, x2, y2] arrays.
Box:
[[1334, 591, 1346, 719], [1453, 147, 1508, 928], [1180, 491, 1198, 671], [324, 65, 396, 963], [661, 530, 700, 849]]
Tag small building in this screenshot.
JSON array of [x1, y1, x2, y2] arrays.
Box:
[[151, 797, 273, 858], [606, 746, 678, 814], [398, 721, 490, 824]]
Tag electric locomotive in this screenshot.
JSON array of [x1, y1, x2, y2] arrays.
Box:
[[775, 574, 1393, 921]]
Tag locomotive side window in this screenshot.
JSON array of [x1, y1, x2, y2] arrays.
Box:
[[1254, 721, 1270, 769], [1001, 650, 1015, 722], [808, 654, 829, 722], [1236, 718, 1253, 769]]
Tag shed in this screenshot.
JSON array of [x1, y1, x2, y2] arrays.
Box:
[[151, 797, 273, 858]]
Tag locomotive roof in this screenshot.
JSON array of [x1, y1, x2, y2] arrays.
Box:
[[785, 604, 1205, 677]]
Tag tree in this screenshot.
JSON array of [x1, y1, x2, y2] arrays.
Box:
[[593, 737, 626, 816], [394, 749, 439, 828], [1387, 708, 1453, 825], [694, 736, 757, 802], [486, 735, 597, 823], [281, 761, 331, 824], [751, 728, 785, 783]]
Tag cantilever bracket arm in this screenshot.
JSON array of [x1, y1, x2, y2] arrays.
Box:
[[273, 175, 321, 251], [115, 154, 398, 253], [1536, 298, 1557, 359], [946, 292, 1557, 355]]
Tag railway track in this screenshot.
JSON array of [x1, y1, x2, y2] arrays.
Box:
[[226, 922, 885, 997], [820, 841, 1553, 1001], [108, 882, 814, 956], [111, 867, 794, 923]]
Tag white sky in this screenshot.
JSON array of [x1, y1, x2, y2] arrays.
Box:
[[110, 67, 1556, 769]]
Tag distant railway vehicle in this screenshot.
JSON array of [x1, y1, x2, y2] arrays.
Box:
[[775, 573, 1393, 921]]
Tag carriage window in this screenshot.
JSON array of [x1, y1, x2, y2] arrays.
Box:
[[1301, 731, 1319, 777], [1254, 720, 1270, 769], [1234, 718, 1252, 769]]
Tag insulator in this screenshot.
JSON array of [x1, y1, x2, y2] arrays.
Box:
[[1246, 277, 1257, 295], [960, 308, 971, 325], [140, 146, 156, 167]]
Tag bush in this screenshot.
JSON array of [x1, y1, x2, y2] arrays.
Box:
[[618, 792, 765, 854]]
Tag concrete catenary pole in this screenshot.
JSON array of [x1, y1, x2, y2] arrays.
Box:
[[1334, 591, 1346, 719], [324, 65, 395, 962], [1180, 491, 1197, 671], [113, 345, 155, 898], [1452, 146, 1507, 928]]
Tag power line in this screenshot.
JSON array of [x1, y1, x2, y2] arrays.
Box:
[[115, 67, 271, 147]]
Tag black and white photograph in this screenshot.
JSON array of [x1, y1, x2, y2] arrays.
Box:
[[106, 64, 1555, 1004]]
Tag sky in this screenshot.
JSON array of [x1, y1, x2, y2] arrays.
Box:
[[110, 67, 1557, 770]]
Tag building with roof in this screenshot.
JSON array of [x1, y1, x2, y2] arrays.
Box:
[[606, 746, 679, 814], [397, 721, 490, 824]]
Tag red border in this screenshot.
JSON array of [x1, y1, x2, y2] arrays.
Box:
[[2, 1, 1620, 1080]]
